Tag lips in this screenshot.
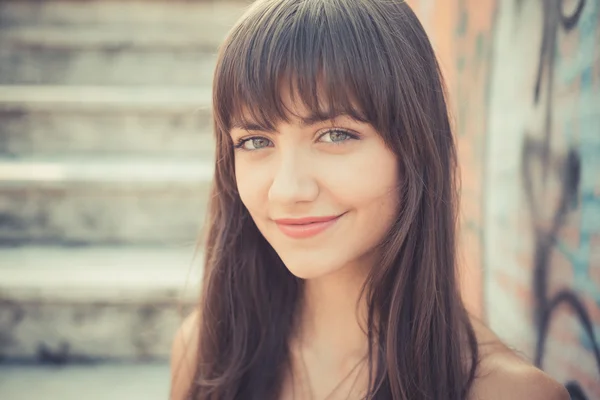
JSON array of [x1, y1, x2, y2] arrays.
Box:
[[274, 214, 343, 239]]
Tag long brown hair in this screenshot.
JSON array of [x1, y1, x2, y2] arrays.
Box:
[[189, 0, 479, 398]]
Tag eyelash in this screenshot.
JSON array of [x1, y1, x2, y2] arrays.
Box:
[[233, 129, 359, 151]]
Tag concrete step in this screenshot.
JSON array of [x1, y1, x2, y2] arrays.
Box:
[[0, 86, 215, 158], [0, 156, 214, 246], [0, 245, 202, 362], [0, 0, 250, 27], [0, 363, 170, 400], [0, 1, 249, 86], [0, 27, 219, 86]]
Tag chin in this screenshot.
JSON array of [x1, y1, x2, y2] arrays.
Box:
[[285, 265, 328, 280], [277, 252, 346, 280]]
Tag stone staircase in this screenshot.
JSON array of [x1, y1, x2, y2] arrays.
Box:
[[0, 0, 249, 366]]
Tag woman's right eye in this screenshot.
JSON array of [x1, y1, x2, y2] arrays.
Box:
[[234, 137, 273, 151]]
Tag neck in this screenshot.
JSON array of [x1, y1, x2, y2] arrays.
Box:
[[294, 258, 373, 368]]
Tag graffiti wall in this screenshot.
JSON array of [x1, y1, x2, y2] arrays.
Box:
[[411, 0, 600, 396], [485, 0, 600, 397]]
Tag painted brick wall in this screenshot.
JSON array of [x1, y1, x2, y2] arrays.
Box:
[[410, 0, 600, 397], [408, 0, 497, 318]]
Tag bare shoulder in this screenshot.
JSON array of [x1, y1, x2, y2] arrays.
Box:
[[468, 316, 569, 400], [469, 353, 570, 400], [170, 309, 201, 400]]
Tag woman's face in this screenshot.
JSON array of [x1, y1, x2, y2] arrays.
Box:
[[231, 96, 400, 280]]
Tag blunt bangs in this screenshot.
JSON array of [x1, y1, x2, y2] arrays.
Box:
[[212, 0, 399, 136]]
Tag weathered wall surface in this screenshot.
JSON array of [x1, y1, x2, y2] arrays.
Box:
[[410, 0, 600, 396], [485, 0, 600, 397]]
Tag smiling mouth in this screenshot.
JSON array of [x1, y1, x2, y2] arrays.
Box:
[[274, 214, 344, 239]]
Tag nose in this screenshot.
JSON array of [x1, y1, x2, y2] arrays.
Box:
[[268, 150, 319, 205]]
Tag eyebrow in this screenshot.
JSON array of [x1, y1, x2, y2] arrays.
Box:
[[231, 112, 361, 132]]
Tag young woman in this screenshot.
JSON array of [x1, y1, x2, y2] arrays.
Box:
[[170, 0, 569, 399]]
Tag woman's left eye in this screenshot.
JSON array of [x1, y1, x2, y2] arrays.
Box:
[[318, 129, 356, 144]]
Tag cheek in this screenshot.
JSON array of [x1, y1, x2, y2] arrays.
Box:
[[324, 146, 400, 252], [235, 158, 270, 213], [321, 146, 400, 211]]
